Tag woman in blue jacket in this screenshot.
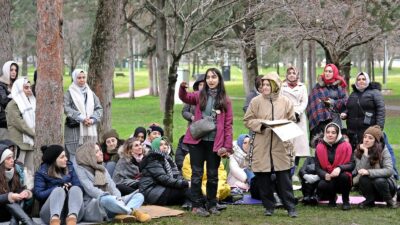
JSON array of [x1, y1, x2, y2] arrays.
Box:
[[34, 145, 84, 225]]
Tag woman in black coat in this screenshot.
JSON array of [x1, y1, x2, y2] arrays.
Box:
[[341, 72, 385, 150]]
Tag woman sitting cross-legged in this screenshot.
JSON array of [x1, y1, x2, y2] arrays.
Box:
[[315, 122, 354, 210], [34, 145, 84, 225], [74, 142, 151, 223], [112, 137, 143, 195], [354, 125, 398, 209], [139, 137, 191, 206], [0, 145, 36, 225]]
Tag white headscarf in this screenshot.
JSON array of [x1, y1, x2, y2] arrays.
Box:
[[11, 78, 36, 147], [69, 69, 97, 144], [355, 72, 370, 92]]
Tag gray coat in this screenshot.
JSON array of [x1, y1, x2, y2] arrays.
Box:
[[112, 157, 141, 189], [64, 90, 103, 156], [354, 147, 395, 185], [74, 164, 120, 222]]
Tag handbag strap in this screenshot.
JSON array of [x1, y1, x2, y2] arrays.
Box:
[[247, 131, 256, 169]]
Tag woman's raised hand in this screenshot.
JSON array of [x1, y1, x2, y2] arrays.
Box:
[[180, 81, 188, 89]]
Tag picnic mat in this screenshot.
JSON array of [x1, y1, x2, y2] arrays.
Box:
[[232, 194, 262, 205], [139, 205, 185, 218], [319, 196, 386, 205]]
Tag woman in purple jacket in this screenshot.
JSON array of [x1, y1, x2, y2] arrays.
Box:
[[179, 68, 233, 217]]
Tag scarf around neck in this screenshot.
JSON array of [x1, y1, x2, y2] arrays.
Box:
[[5, 168, 14, 182]]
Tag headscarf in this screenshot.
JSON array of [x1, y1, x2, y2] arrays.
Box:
[[76, 142, 108, 190], [11, 78, 36, 147], [237, 134, 250, 151], [68, 69, 97, 144], [261, 72, 282, 101], [0, 61, 18, 85], [286, 66, 299, 88], [321, 64, 347, 88], [354, 72, 370, 92], [322, 122, 343, 145], [151, 137, 173, 177], [133, 126, 147, 140]]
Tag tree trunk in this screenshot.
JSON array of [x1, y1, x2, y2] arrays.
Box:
[[152, 55, 159, 96], [128, 27, 135, 99], [163, 56, 180, 142], [22, 45, 28, 77], [297, 41, 305, 82], [155, 0, 168, 112], [0, 0, 13, 69], [35, 0, 64, 169], [239, 45, 249, 94], [192, 52, 197, 77], [148, 54, 154, 95], [307, 41, 316, 93], [87, 0, 123, 141]]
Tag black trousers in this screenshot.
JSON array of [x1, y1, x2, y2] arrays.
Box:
[[116, 184, 137, 196], [359, 176, 396, 202], [188, 140, 221, 208], [301, 180, 318, 198], [254, 170, 296, 211], [317, 172, 351, 202], [157, 187, 190, 206]]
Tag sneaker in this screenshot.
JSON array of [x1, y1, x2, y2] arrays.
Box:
[[292, 175, 300, 182], [342, 202, 351, 211], [358, 200, 375, 209], [208, 206, 221, 215], [192, 207, 210, 217], [132, 210, 152, 222], [216, 203, 227, 211], [182, 201, 192, 210], [114, 214, 137, 223], [288, 209, 298, 218], [264, 208, 274, 216], [66, 215, 77, 225], [328, 196, 337, 207], [386, 199, 398, 209]]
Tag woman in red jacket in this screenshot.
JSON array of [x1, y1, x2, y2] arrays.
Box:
[[179, 68, 233, 217]]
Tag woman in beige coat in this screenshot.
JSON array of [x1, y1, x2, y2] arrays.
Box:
[[244, 72, 297, 218]]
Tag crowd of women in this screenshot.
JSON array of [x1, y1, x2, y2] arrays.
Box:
[[0, 61, 398, 225]]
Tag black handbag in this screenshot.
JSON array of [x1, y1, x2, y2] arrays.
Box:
[[189, 115, 216, 139], [65, 117, 80, 128]]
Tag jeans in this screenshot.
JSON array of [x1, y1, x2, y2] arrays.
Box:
[[244, 168, 255, 184], [104, 161, 117, 177], [100, 192, 144, 217], [40, 186, 84, 223]]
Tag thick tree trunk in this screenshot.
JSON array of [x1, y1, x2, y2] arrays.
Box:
[[307, 41, 316, 93], [148, 54, 154, 95], [239, 45, 249, 94], [22, 47, 28, 77], [0, 0, 13, 69], [297, 41, 305, 82], [35, 0, 64, 169], [155, 0, 168, 112], [128, 27, 135, 99], [163, 56, 180, 142], [87, 0, 123, 141], [192, 52, 197, 77]]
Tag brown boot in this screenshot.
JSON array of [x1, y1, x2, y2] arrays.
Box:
[[114, 214, 137, 223], [50, 216, 61, 225], [132, 210, 152, 223], [66, 215, 77, 225]]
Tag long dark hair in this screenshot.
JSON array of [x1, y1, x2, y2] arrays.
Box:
[[199, 68, 228, 112], [48, 161, 68, 179], [0, 163, 21, 194], [355, 138, 383, 166]]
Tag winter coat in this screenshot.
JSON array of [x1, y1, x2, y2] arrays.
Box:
[[178, 86, 233, 152], [298, 157, 317, 178], [306, 77, 347, 132], [74, 164, 121, 222], [112, 156, 141, 189], [227, 143, 249, 190], [33, 161, 81, 203], [174, 135, 189, 171], [0, 82, 10, 128], [243, 74, 296, 173], [139, 152, 188, 204], [354, 147, 395, 186], [182, 154, 231, 200], [345, 82, 385, 147], [281, 81, 310, 156], [63, 90, 103, 156], [5, 100, 35, 151]]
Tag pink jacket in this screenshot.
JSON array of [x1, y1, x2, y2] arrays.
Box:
[[179, 86, 233, 152]]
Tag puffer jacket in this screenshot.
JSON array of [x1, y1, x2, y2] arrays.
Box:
[[139, 152, 188, 204], [346, 82, 385, 147]]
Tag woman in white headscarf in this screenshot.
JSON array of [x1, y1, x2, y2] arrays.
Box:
[[64, 69, 103, 163], [5, 77, 36, 175]]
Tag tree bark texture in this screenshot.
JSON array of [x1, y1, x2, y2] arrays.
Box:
[[297, 41, 305, 82], [154, 0, 168, 112], [0, 0, 13, 70], [35, 0, 64, 169], [87, 0, 124, 141], [307, 41, 316, 93], [163, 57, 180, 142], [128, 27, 135, 99]]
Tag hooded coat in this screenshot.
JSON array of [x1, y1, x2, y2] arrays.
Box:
[[244, 73, 296, 172], [346, 76, 385, 148], [0, 61, 16, 128], [112, 146, 141, 189]]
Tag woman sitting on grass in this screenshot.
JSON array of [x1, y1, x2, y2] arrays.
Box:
[[354, 125, 398, 209]]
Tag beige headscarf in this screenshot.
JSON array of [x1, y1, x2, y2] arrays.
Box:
[[76, 142, 108, 190]]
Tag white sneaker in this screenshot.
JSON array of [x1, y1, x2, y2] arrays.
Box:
[[292, 175, 300, 182]]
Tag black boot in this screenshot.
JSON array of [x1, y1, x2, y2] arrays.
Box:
[[6, 203, 37, 225]]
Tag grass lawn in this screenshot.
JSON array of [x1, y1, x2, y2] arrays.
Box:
[[109, 69, 400, 225]]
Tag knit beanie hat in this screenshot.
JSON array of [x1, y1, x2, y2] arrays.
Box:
[[148, 124, 164, 136], [0, 147, 13, 164], [102, 129, 119, 141], [41, 145, 64, 164], [364, 125, 382, 142]]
